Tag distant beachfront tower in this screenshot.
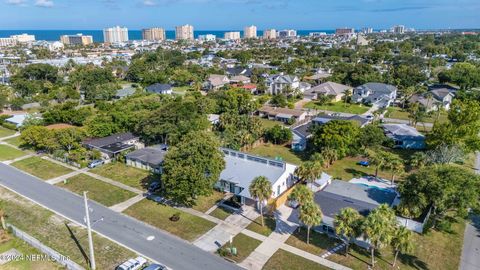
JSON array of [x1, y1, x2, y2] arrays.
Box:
[[103, 26, 129, 43], [224, 31, 241, 41], [278, 29, 297, 38], [263, 29, 277, 40], [244, 25, 257, 39], [335, 28, 355, 36], [60, 34, 93, 45], [175, 24, 194, 41], [142, 28, 166, 41], [393, 25, 405, 34], [198, 34, 216, 42]]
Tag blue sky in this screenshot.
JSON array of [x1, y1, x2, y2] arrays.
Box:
[[0, 0, 479, 30]]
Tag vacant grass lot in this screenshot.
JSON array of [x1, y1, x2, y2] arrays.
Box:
[[90, 162, 153, 190], [192, 190, 225, 213], [263, 249, 331, 270], [386, 106, 449, 123], [304, 101, 369, 114], [57, 174, 137, 207], [218, 233, 262, 263], [328, 220, 465, 270], [0, 236, 63, 270], [0, 145, 25, 161], [124, 199, 216, 242], [246, 216, 276, 237], [209, 206, 234, 221], [0, 127, 15, 138], [0, 187, 136, 269], [12, 157, 73, 180], [285, 228, 342, 255], [247, 143, 304, 165]]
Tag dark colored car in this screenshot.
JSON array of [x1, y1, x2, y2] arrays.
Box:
[[143, 264, 167, 270]]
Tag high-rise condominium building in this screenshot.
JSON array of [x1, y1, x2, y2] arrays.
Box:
[[393, 25, 405, 34], [263, 29, 277, 40], [0, 38, 16, 47], [278, 29, 297, 38], [142, 28, 166, 41], [198, 34, 216, 42], [60, 34, 93, 45], [11, 34, 35, 43], [103, 26, 129, 43], [244, 25, 257, 39], [175, 24, 194, 41], [224, 31, 241, 41], [336, 28, 355, 36], [362, 27, 373, 34]]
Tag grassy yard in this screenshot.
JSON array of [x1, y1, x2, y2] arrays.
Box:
[[285, 228, 342, 255], [90, 162, 153, 190], [247, 143, 304, 165], [257, 118, 286, 129], [246, 216, 276, 237], [328, 220, 466, 270], [304, 101, 369, 114], [263, 249, 331, 270], [386, 106, 448, 123], [0, 127, 15, 138], [0, 187, 136, 269], [324, 156, 392, 181], [12, 157, 73, 180], [124, 199, 216, 242], [57, 174, 137, 207], [0, 145, 25, 161], [209, 206, 234, 220], [3, 136, 23, 148], [0, 235, 63, 270], [192, 190, 225, 213], [218, 233, 262, 263]]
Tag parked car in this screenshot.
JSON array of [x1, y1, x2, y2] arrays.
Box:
[[288, 199, 300, 209], [116, 257, 147, 270], [144, 263, 167, 270], [148, 182, 161, 192], [88, 160, 104, 169], [357, 160, 370, 167]]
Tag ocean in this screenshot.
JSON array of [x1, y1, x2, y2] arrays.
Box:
[[0, 30, 336, 42]]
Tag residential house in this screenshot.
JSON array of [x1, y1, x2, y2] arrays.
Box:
[[225, 67, 253, 77], [204, 74, 230, 91], [352, 82, 398, 108], [5, 114, 28, 128], [382, 124, 425, 149], [126, 145, 167, 174], [115, 86, 136, 99], [408, 94, 440, 112], [304, 81, 352, 102], [231, 83, 257, 94], [265, 74, 300, 95], [215, 148, 297, 205], [83, 132, 143, 159], [229, 75, 251, 84], [257, 106, 307, 123], [146, 83, 173, 95]]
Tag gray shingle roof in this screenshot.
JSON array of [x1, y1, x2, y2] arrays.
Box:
[[83, 132, 138, 148], [146, 83, 172, 94], [126, 145, 167, 167], [306, 81, 351, 96], [382, 124, 425, 141]]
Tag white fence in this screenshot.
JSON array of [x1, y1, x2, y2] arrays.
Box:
[[8, 224, 85, 270]]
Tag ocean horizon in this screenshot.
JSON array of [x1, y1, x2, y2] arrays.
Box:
[[0, 29, 336, 42]]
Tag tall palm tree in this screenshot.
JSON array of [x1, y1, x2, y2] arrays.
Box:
[[362, 204, 397, 268], [334, 208, 363, 257], [289, 184, 313, 207], [391, 226, 414, 267], [343, 89, 352, 107], [249, 176, 273, 227], [299, 201, 322, 245], [321, 147, 338, 168], [366, 149, 387, 179], [409, 152, 428, 169], [383, 154, 404, 185], [295, 161, 322, 187]]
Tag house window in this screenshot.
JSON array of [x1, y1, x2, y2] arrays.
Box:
[[277, 185, 280, 196]]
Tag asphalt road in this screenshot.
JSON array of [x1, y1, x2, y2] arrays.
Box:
[[0, 163, 240, 270]]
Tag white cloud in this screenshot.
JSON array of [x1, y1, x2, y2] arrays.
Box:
[[35, 0, 54, 7], [5, 0, 27, 6], [143, 0, 157, 6]]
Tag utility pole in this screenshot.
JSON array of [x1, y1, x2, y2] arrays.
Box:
[[83, 191, 96, 270]]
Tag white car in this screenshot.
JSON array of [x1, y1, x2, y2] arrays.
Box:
[[116, 257, 148, 270]]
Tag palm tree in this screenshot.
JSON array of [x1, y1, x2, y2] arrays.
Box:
[[366, 149, 387, 179], [289, 184, 313, 206], [334, 208, 363, 257], [249, 176, 273, 227], [383, 154, 404, 185], [295, 161, 322, 187], [299, 201, 322, 245], [391, 226, 414, 267], [343, 89, 352, 107], [321, 147, 338, 168], [409, 152, 428, 169], [401, 86, 416, 109], [362, 204, 397, 268]]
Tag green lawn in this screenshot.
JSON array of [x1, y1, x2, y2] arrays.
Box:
[[12, 157, 73, 180], [285, 228, 342, 255], [257, 118, 286, 129], [4, 136, 23, 148], [386, 106, 448, 123], [0, 236, 63, 270], [218, 233, 262, 263], [0, 187, 136, 269], [57, 174, 137, 207], [124, 199, 216, 242], [173, 86, 191, 95], [192, 190, 225, 213], [247, 143, 304, 165], [0, 127, 15, 138], [304, 101, 369, 114], [90, 162, 154, 190], [324, 156, 393, 181], [0, 145, 25, 161], [328, 220, 466, 270], [246, 216, 276, 237], [263, 249, 331, 270], [210, 206, 234, 221]]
